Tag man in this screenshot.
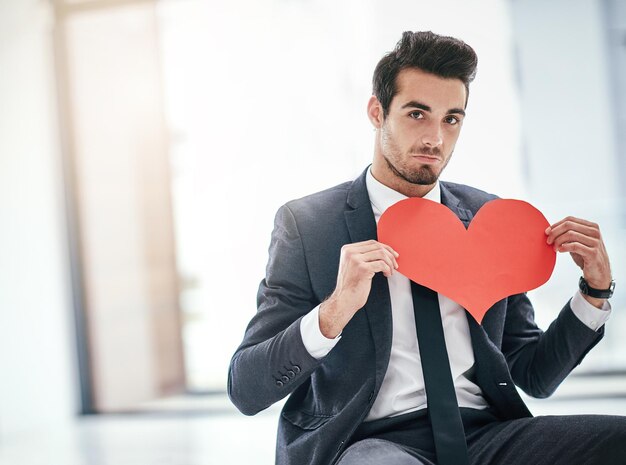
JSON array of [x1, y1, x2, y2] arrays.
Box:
[[228, 31, 624, 465]]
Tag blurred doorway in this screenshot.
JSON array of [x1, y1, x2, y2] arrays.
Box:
[[54, 0, 185, 412]]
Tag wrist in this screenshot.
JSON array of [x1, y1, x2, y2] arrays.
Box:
[[585, 278, 612, 289], [319, 295, 353, 339], [579, 276, 615, 300]]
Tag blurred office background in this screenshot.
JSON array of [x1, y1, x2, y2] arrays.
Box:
[[0, 0, 624, 463]]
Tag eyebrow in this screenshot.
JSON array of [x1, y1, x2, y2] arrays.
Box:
[[400, 100, 466, 116]]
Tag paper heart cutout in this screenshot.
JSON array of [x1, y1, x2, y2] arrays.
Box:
[[377, 198, 556, 323]]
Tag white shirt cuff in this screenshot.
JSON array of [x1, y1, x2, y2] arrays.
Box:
[[300, 305, 341, 359], [570, 289, 611, 332]]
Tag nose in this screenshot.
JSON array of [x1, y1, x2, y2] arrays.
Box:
[[421, 121, 443, 148]]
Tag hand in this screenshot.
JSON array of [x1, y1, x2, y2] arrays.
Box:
[[545, 216, 612, 307], [319, 240, 399, 338]]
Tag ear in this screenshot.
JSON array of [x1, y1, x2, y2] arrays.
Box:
[[367, 95, 384, 129]]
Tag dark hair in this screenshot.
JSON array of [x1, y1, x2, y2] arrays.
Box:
[[373, 31, 478, 117]]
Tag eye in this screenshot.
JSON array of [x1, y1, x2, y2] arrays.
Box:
[[445, 115, 461, 125], [409, 110, 424, 120]]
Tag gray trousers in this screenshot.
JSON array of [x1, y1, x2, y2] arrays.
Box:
[[336, 408, 626, 465]]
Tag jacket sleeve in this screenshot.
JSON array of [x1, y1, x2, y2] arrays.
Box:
[[228, 204, 323, 415], [502, 292, 604, 398]]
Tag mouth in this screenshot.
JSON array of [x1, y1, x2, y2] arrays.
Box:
[[411, 154, 441, 164]]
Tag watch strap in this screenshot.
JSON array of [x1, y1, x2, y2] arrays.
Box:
[[579, 276, 615, 299]]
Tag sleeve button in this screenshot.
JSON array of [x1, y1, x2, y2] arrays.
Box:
[[281, 375, 289, 383], [276, 380, 284, 387], [293, 365, 301, 373], [287, 370, 295, 378]]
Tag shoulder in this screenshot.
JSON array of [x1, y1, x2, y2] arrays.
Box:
[[269, 178, 357, 243], [283, 179, 353, 220]]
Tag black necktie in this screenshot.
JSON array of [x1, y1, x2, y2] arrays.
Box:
[[410, 281, 470, 465]]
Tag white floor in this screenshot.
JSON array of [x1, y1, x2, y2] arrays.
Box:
[[0, 400, 280, 465], [2, 385, 626, 465]]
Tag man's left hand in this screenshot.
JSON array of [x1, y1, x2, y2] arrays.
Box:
[[545, 216, 612, 309]]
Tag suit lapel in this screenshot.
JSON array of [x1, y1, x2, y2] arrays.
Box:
[[345, 169, 393, 390], [440, 182, 473, 228]]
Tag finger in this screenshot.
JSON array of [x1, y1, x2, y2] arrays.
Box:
[[376, 243, 400, 268], [556, 241, 595, 257], [547, 216, 598, 230], [552, 230, 599, 251], [378, 242, 400, 258], [375, 246, 399, 269], [361, 249, 397, 271], [365, 260, 393, 278], [345, 240, 398, 258], [545, 216, 598, 236], [363, 245, 399, 266], [350, 239, 400, 258], [343, 241, 383, 254], [546, 220, 600, 245], [558, 241, 611, 274], [346, 242, 399, 268]]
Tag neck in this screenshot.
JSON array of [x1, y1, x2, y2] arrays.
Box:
[[370, 157, 436, 198]]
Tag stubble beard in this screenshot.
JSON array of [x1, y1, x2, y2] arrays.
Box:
[[383, 156, 440, 185], [380, 125, 451, 186]]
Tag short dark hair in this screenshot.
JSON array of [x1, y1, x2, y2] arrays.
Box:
[[373, 31, 478, 117]]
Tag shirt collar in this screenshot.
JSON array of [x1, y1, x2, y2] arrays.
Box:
[[366, 166, 441, 220]]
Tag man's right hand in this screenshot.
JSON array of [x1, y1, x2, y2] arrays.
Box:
[[319, 240, 399, 338]]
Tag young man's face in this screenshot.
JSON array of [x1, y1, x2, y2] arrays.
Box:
[[369, 67, 467, 194]]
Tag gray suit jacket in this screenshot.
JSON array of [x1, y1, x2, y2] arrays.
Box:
[[228, 167, 603, 465]]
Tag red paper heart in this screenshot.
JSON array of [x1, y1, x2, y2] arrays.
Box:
[[377, 198, 556, 323]]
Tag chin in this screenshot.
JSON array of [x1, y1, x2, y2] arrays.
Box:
[[402, 167, 439, 185]]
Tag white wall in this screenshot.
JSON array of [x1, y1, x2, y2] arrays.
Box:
[[0, 0, 78, 436], [157, 0, 525, 389], [511, 0, 625, 370]]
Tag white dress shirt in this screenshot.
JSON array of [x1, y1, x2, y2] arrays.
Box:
[[300, 167, 611, 421]]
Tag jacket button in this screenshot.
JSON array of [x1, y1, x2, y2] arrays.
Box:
[[287, 370, 295, 378], [276, 380, 284, 387], [292, 365, 301, 373], [281, 375, 289, 383]]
